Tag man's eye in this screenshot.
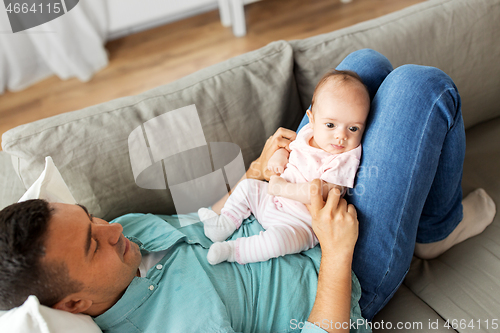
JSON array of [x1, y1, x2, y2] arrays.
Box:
[[349, 126, 359, 132], [326, 123, 335, 128]]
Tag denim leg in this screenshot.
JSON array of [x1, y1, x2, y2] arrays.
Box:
[[294, 49, 464, 320], [295, 49, 393, 132], [336, 48, 393, 101], [348, 64, 464, 320], [416, 109, 465, 243]]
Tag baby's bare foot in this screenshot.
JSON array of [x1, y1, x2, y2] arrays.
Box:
[[414, 188, 496, 259]]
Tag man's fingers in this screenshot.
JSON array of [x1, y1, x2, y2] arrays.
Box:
[[338, 197, 348, 211], [347, 204, 357, 219], [274, 127, 297, 141], [324, 187, 341, 212], [273, 128, 297, 152], [309, 179, 324, 215], [276, 136, 293, 152]]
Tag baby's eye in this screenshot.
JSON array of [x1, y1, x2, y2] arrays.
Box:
[[326, 123, 335, 129], [349, 126, 359, 132]]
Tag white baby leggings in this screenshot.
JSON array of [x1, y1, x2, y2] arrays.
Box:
[[221, 178, 318, 264]]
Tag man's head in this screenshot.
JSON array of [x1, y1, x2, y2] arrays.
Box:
[[0, 199, 82, 310], [307, 70, 370, 154], [0, 200, 142, 315]]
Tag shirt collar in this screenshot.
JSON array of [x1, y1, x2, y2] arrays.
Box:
[[93, 277, 157, 329]]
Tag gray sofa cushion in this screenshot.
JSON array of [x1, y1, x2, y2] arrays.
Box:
[[1, 41, 303, 220], [290, 0, 500, 130], [0, 152, 26, 210], [404, 116, 500, 332], [373, 285, 453, 332]]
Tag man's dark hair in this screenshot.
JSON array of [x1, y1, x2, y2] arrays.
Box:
[[0, 199, 83, 310]]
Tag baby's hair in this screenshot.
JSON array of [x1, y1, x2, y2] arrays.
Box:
[[310, 69, 369, 112]]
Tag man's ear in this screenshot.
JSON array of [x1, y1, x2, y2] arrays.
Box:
[[53, 296, 93, 314]]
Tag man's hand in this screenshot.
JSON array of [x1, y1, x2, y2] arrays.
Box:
[[212, 127, 296, 213], [249, 127, 296, 181], [307, 179, 358, 257], [306, 179, 358, 332]]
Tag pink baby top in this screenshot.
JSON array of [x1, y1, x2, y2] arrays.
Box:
[[281, 123, 362, 188], [272, 123, 362, 224], [273, 123, 362, 222]]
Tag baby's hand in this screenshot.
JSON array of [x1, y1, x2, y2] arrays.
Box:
[[267, 148, 289, 175], [268, 175, 286, 196]]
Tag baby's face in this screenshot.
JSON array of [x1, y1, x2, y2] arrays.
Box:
[[307, 79, 370, 154]]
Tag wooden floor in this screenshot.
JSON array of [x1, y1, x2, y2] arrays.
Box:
[[0, 0, 425, 144]]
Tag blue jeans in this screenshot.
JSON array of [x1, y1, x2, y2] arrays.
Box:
[[297, 49, 465, 321]]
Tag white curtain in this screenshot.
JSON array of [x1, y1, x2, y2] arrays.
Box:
[[0, 0, 108, 94]]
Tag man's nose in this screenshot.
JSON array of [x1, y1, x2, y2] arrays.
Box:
[[97, 222, 123, 245]]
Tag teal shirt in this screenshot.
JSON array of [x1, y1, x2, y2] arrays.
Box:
[[93, 213, 370, 333]]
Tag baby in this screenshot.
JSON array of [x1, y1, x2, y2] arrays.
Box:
[[198, 70, 371, 265]]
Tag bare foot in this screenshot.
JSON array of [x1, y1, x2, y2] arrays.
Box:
[[414, 188, 496, 259]]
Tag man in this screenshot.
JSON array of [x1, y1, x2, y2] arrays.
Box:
[[0, 128, 366, 333]]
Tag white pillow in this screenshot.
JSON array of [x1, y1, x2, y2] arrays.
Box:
[[0, 156, 103, 333], [0, 296, 101, 333], [18, 156, 77, 204]]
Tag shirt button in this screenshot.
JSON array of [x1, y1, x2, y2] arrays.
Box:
[[156, 264, 163, 270], [149, 285, 155, 291]]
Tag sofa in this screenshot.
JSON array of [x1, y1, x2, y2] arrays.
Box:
[[1, 0, 499, 331]]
